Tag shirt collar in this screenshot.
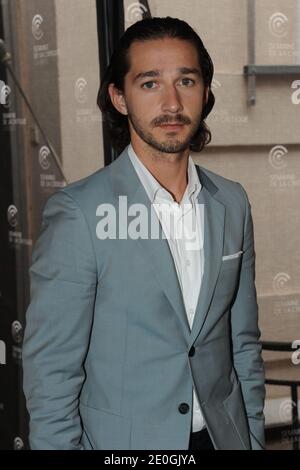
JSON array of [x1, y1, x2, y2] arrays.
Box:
[[128, 143, 202, 205]]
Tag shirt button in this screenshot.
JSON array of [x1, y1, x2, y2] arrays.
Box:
[[186, 259, 191, 267], [189, 308, 195, 316]]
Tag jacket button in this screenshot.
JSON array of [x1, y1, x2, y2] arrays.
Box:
[[189, 346, 195, 357], [178, 403, 190, 414]]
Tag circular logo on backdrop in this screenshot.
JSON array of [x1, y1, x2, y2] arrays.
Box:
[[32, 14, 44, 41], [75, 78, 88, 104], [126, 2, 148, 23], [211, 78, 221, 90], [269, 145, 288, 170], [14, 437, 25, 450], [7, 205, 18, 227], [268, 12, 288, 38], [279, 399, 297, 423], [272, 272, 291, 294], [39, 145, 51, 170], [11, 321, 23, 344], [0, 82, 11, 108]]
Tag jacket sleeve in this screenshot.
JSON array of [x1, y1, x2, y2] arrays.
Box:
[[230, 182, 266, 450], [22, 190, 97, 449]]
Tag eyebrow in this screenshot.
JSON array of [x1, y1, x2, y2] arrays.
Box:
[[133, 67, 202, 82]]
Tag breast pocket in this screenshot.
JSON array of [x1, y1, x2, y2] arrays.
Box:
[[221, 253, 243, 270], [214, 254, 243, 299]]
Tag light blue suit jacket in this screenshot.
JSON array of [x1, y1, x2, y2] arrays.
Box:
[[22, 145, 265, 450]]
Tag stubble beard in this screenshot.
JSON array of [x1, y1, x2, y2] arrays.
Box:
[[127, 109, 202, 156]]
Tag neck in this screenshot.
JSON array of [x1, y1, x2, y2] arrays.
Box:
[[130, 140, 190, 203]]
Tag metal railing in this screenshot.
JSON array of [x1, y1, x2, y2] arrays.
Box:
[[262, 341, 300, 450]]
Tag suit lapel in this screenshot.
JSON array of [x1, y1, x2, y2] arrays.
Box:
[[188, 170, 225, 348]]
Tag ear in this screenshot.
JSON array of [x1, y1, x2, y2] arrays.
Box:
[[203, 86, 209, 106], [108, 83, 128, 115]]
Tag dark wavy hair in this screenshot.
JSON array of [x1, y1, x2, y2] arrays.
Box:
[[97, 17, 215, 155]]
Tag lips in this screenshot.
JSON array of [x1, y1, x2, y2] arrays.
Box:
[[159, 123, 184, 129]]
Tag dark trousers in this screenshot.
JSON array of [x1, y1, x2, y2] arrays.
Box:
[[188, 428, 215, 450]]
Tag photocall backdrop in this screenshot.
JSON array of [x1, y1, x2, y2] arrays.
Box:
[[0, 0, 299, 449]]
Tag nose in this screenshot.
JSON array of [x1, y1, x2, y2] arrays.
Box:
[[161, 85, 183, 114]]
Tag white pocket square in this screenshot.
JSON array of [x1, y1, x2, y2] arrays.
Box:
[[222, 250, 243, 261]]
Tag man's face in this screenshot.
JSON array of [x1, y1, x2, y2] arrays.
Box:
[[111, 37, 209, 155]]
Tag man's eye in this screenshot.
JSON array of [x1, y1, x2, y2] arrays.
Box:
[[141, 81, 157, 89], [180, 78, 195, 86]]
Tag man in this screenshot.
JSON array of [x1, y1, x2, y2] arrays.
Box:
[[22, 17, 265, 450]]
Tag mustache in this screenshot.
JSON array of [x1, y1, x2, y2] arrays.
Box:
[[152, 115, 191, 126]]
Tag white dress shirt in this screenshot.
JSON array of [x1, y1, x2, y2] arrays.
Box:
[[128, 143, 206, 432]]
